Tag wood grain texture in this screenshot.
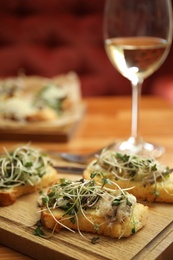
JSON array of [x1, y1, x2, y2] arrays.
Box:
[[0, 122, 79, 142], [0, 96, 173, 259], [0, 178, 172, 260]]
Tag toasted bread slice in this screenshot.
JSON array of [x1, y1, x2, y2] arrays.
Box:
[[0, 144, 58, 206], [0, 165, 57, 206], [83, 150, 173, 203], [41, 202, 148, 239], [84, 169, 173, 203], [40, 179, 149, 239]]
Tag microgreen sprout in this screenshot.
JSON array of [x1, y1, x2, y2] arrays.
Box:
[[0, 144, 51, 188], [88, 150, 172, 197], [33, 84, 67, 113], [33, 220, 45, 237], [39, 178, 136, 242]]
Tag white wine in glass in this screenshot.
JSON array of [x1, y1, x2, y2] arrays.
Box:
[[104, 0, 173, 157]]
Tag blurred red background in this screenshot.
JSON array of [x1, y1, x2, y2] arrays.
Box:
[[0, 0, 173, 101]]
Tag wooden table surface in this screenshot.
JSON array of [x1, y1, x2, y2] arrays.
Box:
[[0, 96, 173, 260]]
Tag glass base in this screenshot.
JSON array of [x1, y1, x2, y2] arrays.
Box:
[[112, 137, 165, 158]]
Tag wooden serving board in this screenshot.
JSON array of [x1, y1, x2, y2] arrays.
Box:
[[0, 101, 86, 142], [0, 172, 173, 260], [0, 121, 79, 142]]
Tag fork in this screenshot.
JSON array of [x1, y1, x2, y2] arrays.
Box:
[[49, 142, 115, 164]]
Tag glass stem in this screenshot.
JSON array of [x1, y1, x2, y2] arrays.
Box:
[[131, 79, 143, 144]]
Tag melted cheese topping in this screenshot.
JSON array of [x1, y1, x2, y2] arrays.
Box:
[[40, 84, 67, 100], [97, 192, 136, 222], [0, 97, 36, 121]]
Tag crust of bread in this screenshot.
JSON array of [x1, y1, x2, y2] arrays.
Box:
[[83, 170, 173, 203], [26, 108, 58, 122], [0, 166, 58, 206], [41, 202, 148, 238]]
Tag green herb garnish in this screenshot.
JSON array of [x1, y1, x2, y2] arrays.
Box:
[[88, 150, 171, 197], [39, 178, 136, 243], [0, 144, 51, 188], [91, 236, 100, 244], [33, 220, 45, 237]]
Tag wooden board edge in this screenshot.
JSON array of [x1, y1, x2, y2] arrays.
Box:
[[0, 121, 80, 142], [132, 221, 173, 260]]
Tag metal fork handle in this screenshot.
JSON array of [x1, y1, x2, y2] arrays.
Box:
[[49, 142, 115, 163], [53, 165, 86, 174]]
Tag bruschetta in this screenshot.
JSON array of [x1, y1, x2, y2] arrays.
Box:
[[0, 144, 58, 206], [83, 150, 173, 203], [40, 178, 148, 241]]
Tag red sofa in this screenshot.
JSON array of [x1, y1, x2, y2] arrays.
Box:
[[0, 0, 173, 100]]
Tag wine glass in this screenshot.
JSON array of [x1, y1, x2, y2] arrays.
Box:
[[103, 0, 173, 157]]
